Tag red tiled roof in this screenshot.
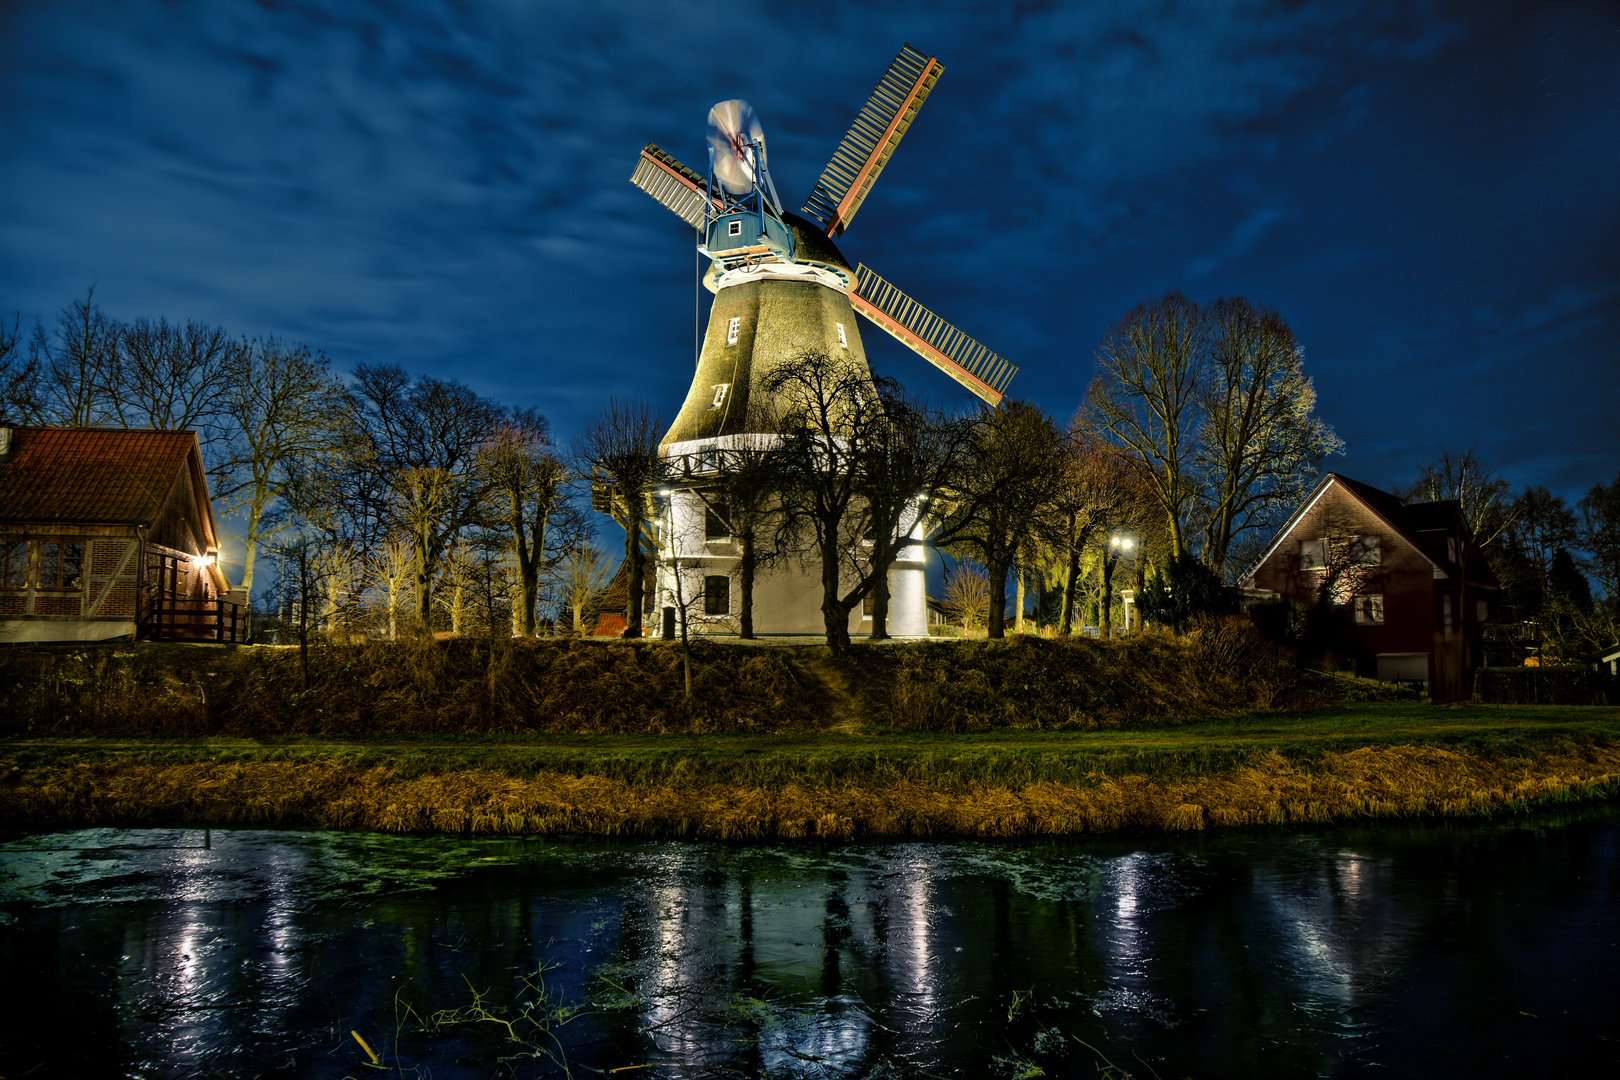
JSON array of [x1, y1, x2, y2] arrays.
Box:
[[0, 426, 199, 525]]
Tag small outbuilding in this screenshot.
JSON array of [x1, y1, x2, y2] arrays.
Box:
[[0, 425, 243, 643], [1239, 472, 1500, 702]]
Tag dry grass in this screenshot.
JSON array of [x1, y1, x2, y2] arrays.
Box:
[[0, 622, 1319, 738], [3, 742, 1615, 838]]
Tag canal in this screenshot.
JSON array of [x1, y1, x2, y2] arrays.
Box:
[[2, 804, 1616, 1077]]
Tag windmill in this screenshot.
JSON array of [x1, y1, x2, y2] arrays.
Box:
[[626, 44, 1014, 636]]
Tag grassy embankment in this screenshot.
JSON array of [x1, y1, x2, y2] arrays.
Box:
[[2, 631, 1617, 838]]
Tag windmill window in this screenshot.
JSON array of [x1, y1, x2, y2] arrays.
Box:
[[1353, 594, 1385, 625], [726, 316, 741, 346], [711, 383, 729, 409], [837, 322, 848, 348], [1, 540, 28, 588], [705, 503, 730, 540], [727, 219, 743, 237], [704, 575, 731, 616]]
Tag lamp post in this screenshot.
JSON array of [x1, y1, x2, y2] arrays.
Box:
[[1101, 533, 1134, 639]]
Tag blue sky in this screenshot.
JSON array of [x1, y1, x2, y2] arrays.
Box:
[[3, 0, 1617, 509]]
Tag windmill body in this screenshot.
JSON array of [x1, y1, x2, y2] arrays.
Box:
[[627, 46, 1015, 637]]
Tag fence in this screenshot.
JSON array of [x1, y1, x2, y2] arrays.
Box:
[[144, 597, 245, 643]]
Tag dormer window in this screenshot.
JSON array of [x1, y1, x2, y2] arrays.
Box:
[[727, 219, 743, 237], [837, 322, 848, 348], [710, 383, 729, 409], [726, 316, 740, 346]]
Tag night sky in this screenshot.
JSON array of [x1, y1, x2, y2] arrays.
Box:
[[3, 1, 1616, 515]]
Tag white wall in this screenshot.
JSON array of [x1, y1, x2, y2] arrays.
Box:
[[653, 489, 929, 637]]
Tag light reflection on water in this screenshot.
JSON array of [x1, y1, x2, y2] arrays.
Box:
[[2, 805, 1617, 1078]]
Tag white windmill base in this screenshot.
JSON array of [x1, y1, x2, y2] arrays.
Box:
[[653, 490, 928, 638]]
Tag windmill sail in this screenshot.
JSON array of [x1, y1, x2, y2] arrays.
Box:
[[800, 45, 944, 238], [630, 144, 721, 229], [851, 263, 1017, 406]]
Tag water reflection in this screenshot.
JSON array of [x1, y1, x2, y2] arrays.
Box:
[[2, 806, 1617, 1078]]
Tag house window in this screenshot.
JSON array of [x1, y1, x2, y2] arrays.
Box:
[[711, 383, 730, 409], [727, 219, 743, 237], [1353, 594, 1385, 625], [705, 503, 730, 540], [704, 575, 731, 615], [863, 593, 874, 616], [38, 541, 83, 590], [1299, 538, 1325, 570], [837, 322, 848, 348], [2, 541, 28, 588], [726, 316, 741, 346], [1447, 537, 1459, 564], [1476, 599, 1488, 623]]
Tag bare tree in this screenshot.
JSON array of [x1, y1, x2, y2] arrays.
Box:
[[1084, 292, 1204, 558], [1195, 298, 1343, 572], [211, 338, 344, 599], [1086, 292, 1341, 572], [933, 401, 1066, 639], [30, 288, 120, 427], [486, 409, 580, 636], [1400, 447, 1515, 549], [1506, 485, 1578, 608], [852, 389, 975, 640], [575, 398, 667, 639], [0, 311, 42, 424], [942, 561, 990, 637], [558, 543, 610, 637], [1577, 472, 1620, 607], [348, 364, 504, 629], [111, 316, 241, 434], [760, 348, 884, 651]]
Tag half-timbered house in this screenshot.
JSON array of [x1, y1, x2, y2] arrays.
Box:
[[0, 426, 243, 643]]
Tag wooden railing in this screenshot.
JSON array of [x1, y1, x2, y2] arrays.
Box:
[[144, 597, 244, 643]]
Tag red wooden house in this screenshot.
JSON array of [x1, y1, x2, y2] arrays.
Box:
[[0, 426, 243, 643], [1240, 473, 1499, 702]]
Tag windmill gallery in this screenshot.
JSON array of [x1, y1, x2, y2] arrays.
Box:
[[621, 45, 1018, 640]]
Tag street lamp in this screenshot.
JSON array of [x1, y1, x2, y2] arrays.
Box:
[[1101, 533, 1135, 639]]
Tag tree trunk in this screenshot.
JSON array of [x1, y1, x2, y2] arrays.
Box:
[[622, 504, 645, 638], [1100, 554, 1115, 640], [1060, 528, 1081, 636], [821, 541, 850, 651], [869, 531, 897, 640], [1015, 560, 1026, 634], [986, 554, 1010, 639], [738, 527, 756, 639]]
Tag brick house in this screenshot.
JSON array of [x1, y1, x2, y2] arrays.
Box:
[[1239, 473, 1500, 702], [0, 426, 243, 643]]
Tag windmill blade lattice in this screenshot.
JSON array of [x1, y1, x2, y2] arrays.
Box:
[[800, 45, 944, 238], [630, 144, 720, 229], [851, 263, 1018, 406]]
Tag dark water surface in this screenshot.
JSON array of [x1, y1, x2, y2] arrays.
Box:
[[2, 806, 1617, 1079]]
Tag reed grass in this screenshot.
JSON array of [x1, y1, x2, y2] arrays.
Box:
[[4, 737, 1616, 838]]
